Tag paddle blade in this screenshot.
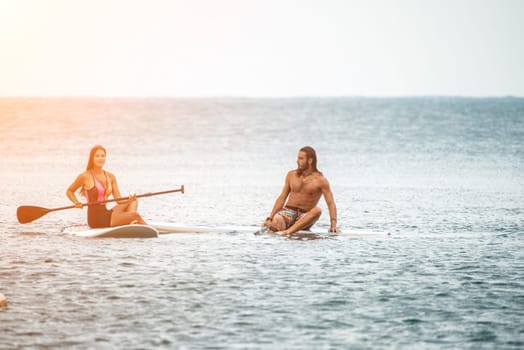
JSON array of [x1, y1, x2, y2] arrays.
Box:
[[16, 206, 51, 224]]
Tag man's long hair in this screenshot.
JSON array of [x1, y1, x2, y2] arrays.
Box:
[[298, 146, 322, 175]]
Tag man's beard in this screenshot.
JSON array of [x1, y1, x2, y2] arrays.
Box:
[[296, 163, 307, 176]]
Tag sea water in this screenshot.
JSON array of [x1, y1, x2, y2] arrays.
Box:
[[1, 97, 523, 349]]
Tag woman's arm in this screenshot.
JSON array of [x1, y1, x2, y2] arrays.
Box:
[[66, 173, 86, 208], [108, 173, 134, 204]]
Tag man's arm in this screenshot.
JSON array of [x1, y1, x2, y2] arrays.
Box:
[[262, 172, 291, 227], [321, 178, 338, 232]]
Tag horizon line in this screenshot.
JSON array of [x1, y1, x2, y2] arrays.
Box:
[[0, 94, 522, 99]]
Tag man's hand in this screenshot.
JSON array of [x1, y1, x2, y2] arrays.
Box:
[[329, 225, 340, 233]]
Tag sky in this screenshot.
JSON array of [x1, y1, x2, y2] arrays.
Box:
[[1, 0, 523, 97]]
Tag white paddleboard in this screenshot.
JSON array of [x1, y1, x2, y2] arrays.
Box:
[[149, 222, 390, 237], [62, 224, 159, 238], [151, 222, 260, 234]]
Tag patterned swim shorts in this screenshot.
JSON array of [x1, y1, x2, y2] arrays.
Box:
[[269, 206, 314, 231]]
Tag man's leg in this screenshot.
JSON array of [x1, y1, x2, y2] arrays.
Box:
[[280, 207, 321, 234], [266, 213, 286, 233], [266, 209, 296, 233]]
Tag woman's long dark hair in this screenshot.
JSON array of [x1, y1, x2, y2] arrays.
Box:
[[86, 145, 107, 170]]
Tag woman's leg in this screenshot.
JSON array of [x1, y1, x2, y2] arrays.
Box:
[[110, 200, 146, 226]]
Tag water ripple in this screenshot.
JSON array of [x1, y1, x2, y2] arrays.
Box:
[[2, 98, 524, 349]]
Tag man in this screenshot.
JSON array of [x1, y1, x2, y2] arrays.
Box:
[[262, 146, 339, 234]]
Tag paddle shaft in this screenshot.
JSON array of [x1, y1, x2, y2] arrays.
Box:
[[17, 185, 184, 223], [76, 185, 185, 209]]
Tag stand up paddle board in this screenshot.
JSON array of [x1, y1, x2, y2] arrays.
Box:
[[149, 222, 390, 237], [62, 224, 159, 238], [151, 222, 261, 234]]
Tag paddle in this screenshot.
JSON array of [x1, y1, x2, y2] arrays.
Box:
[[16, 185, 184, 224]]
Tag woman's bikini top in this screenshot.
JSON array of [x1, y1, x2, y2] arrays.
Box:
[[85, 170, 112, 203]]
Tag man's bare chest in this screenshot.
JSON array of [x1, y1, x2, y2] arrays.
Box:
[[290, 177, 321, 195]]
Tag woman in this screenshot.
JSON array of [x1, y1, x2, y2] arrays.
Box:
[[66, 145, 146, 228]]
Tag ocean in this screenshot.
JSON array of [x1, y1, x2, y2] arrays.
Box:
[[1, 97, 523, 349]]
